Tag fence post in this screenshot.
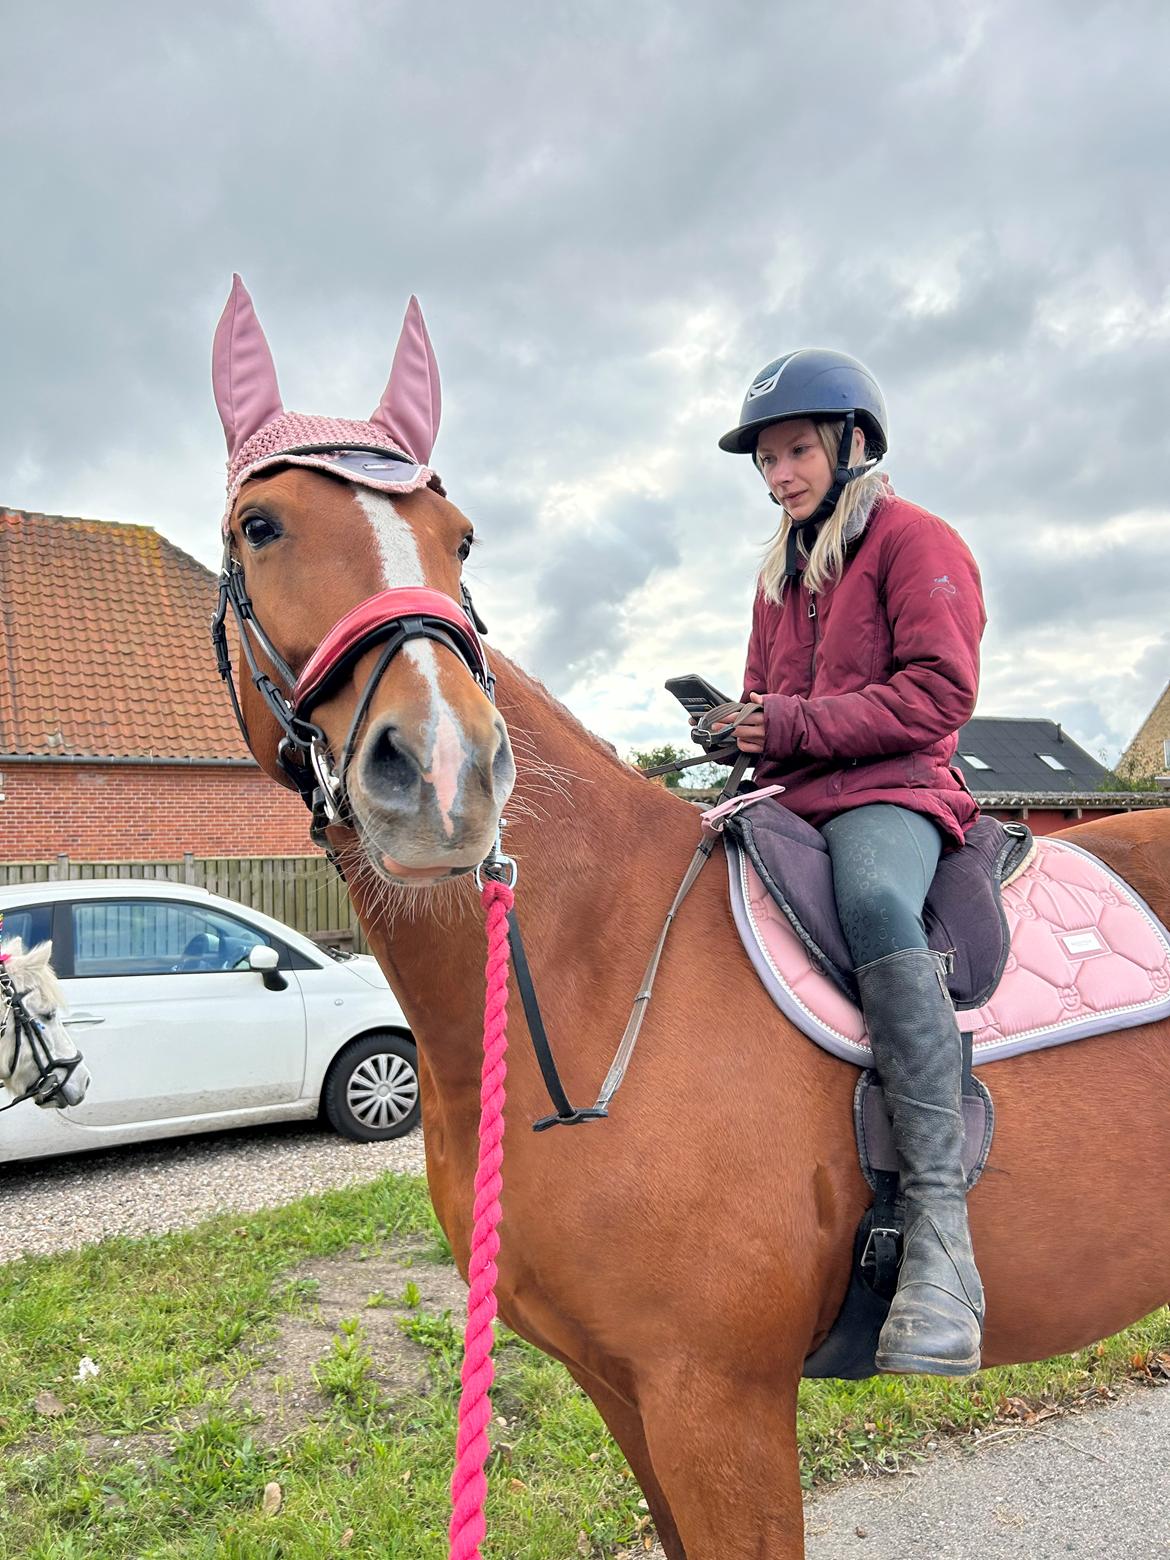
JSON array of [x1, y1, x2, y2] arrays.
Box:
[[55, 853, 70, 881], [183, 851, 195, 885]]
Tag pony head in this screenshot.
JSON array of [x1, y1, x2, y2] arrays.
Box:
[[0, 938, 91, 1108]]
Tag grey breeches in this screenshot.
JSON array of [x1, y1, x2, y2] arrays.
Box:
[[821, 803, 944, 969]]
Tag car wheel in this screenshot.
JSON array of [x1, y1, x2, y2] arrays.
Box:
[[322, 1032, 420, 1142]]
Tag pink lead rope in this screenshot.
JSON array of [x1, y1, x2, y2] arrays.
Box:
[[448, 876, 514, 1559]]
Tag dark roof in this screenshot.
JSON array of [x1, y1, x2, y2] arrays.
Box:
[[954, 717, 1112, 794], [0, 508, 249, 761]]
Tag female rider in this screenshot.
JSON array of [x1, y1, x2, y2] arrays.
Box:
[[717, 350, 987, 1376]]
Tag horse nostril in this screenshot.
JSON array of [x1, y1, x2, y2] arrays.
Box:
[[492, 727, 516, 794], [364, 725, 422, 803]]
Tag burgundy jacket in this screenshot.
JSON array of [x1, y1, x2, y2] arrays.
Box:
[[742, 491, 986, 847]]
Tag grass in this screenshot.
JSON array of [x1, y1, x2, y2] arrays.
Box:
[[0, 1172, 1166, 1557]]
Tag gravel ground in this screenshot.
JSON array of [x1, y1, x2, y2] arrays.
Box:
[[0, 1120, 425, 1263]]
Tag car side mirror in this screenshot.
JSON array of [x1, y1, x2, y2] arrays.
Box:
[[249, 944, 288, 991]]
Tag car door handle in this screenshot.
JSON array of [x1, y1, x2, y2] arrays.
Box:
[[64, 1013, 107, 1027]]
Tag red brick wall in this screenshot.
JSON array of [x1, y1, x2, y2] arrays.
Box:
[[0, 763, 315, 860]]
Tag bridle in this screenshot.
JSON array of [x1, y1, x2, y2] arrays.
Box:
[[0, 959, 84, 1112], [211, 449, 495, 860], [210, 446, 736, 1144]]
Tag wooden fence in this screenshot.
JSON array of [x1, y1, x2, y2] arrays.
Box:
[[0, 855, 368, 953]]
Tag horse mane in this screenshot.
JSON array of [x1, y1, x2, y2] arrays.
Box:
[[497, 656, 688, 792], [1, 937, 64, 1009]]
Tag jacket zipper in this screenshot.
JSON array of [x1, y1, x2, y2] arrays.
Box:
[[808, 591, 820, 681]]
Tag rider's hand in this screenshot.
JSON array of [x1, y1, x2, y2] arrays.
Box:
[[711, 691, 766, 753]]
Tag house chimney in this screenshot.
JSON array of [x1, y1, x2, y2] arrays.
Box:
[[1055, 722, 1063, 743]]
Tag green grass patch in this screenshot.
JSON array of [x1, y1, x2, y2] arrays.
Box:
[[798, 1308, 1170, 1486], [0, 1171, 1166, 1555]]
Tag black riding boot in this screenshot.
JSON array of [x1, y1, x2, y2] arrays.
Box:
[[856, 948, 984, 1377]]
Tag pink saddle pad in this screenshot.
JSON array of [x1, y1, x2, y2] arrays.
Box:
[[725, 834, 1170, 1065]]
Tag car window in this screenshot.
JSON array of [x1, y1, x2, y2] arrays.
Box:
[[0, 904, 53, 956], [71, 900, 274, 978]]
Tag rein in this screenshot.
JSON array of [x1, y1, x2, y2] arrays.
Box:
[[213, 510, 757, 1133]]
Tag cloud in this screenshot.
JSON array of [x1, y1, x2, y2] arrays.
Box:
[[2, 0, 1168, 767]]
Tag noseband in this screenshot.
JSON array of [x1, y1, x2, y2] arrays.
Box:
[[211, 467, 494, 853], [0, 960, 84, 1112]]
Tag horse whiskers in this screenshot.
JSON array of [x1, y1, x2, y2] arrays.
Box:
[[496, 793, 544, 824], [506, 740, 586, 804], [327, 837, 477, 929]]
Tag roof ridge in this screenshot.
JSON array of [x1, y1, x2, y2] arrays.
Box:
[[2, 506, 158, 536]]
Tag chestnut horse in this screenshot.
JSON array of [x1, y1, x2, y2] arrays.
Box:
[[213, 325, 1170, 1560]]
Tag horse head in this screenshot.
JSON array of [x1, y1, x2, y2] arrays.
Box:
[[212, 277, 516, 887], [0, 938, 91, 1108]]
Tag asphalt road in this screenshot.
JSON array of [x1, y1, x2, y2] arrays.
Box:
[[803, 1383, 1170, 1559]]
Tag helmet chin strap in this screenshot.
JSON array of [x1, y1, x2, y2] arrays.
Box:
[[768, 413, 879, 579]]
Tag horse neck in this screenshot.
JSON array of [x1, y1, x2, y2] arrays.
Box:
[[347, 653, 699, 1128]]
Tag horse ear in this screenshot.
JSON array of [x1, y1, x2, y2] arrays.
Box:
[[370, 296, 441, 464], [212, 274, 285, 459]]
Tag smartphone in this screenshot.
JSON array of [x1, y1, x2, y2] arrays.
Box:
[[664, 674, 732, 719]]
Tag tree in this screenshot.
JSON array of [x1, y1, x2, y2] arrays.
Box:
[[629, 743, 689, 788], [629, 746, 729, 792], [1097, 751, 1162, 793]]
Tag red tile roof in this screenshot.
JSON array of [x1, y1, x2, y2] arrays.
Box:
[[0, 509, 250, 760]]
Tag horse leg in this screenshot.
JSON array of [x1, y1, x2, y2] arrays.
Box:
[[565, 1364, 687, 1560], [638, 1368, 805, 1559]]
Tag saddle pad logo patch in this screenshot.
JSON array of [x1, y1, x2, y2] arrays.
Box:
[[1059, 928, 1108, 960]]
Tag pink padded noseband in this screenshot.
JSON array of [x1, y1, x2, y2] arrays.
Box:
[[293, 587, 488, 715]]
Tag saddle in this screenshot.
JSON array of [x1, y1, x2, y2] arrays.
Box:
[[705, 791, 1170, 1378], [724, 803, 1033, 1009]]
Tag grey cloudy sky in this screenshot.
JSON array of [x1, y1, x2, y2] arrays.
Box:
[[3, 0, 1168, 763]]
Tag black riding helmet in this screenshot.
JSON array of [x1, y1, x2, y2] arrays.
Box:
[[719, 348, 889, 578]]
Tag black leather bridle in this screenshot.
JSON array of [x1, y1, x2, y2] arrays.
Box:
[[211, 471, 493, 857], [0, 960, 84, 1112], [209, 451, 646, 1134]]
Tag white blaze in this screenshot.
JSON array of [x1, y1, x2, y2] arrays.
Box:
[[355, 489, 468, 834]]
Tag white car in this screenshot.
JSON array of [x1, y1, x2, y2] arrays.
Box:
[[0, 879, 419, 1164]]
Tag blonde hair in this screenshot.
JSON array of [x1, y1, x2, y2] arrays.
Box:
[[757, 420, 888, 603]]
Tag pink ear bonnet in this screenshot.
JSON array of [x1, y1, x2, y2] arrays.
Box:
[[212, 275, 443, 529]]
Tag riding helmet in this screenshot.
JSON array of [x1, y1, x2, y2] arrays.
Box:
[[718, 348, 888, 458]]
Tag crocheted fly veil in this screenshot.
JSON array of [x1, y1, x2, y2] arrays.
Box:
[[213, 274, 444, 528]]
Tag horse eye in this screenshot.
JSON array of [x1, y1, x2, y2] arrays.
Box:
[[457, 534, 474, 563], [241, 513, 282, 548]]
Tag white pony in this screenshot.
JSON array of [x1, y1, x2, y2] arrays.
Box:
[[0, 939, 90, 1110]]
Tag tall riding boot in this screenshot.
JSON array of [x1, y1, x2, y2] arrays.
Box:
[[856, 948, 984, 1377]]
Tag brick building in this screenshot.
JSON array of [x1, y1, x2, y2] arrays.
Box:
[[1119, 680, 1170, 784], [0, 508, 313, 860]]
